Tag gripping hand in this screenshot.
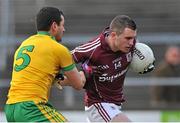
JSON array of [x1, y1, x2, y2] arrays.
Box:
[[53, 73, 64, 90], [139, 61, 155, 74], [55, 73, 64, 80], [81, 63, 103, 78]]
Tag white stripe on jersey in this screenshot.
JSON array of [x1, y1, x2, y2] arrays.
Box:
[[76, 40, 100, 50], [71, 38, 101, 54], [71, 49, 75, 54], [74, 43, 101, 53], [72, 53, 78, 62], [78, 38, 100, 48]]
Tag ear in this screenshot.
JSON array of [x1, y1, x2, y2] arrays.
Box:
[[51, 22, 58, 31], [110, 31, 117, 40]]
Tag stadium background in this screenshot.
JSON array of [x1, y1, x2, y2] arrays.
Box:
[[0, 0, 180, 122]]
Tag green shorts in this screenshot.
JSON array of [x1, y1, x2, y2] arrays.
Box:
[[4, 101, 67, 122]]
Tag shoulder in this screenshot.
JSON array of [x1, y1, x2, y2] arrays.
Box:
[[73, 37, 101, 53], [53, 41, 70, 53]]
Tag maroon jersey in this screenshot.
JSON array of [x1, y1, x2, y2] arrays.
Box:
[[72, 27, 135, 106]]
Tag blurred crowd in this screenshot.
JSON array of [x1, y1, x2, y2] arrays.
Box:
[[150, 46, 180, 106]]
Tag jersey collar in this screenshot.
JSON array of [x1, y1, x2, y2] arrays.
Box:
[[101, 27, 112, 52], [37, 31, 56, 40]]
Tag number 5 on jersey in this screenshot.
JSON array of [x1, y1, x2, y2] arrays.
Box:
[[14, 45, 34, 72]]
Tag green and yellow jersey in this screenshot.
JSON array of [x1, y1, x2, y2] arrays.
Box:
[[6, 31, 75, 104]]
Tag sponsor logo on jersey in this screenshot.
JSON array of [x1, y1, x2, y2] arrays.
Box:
[[99, 68, 128, 82]]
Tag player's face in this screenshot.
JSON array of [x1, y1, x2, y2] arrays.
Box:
[[55, 15, 65, 42], [114, 27, 136, 53]]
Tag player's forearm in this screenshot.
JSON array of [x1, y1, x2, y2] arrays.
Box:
[[67, 71, 85, 90], [78, 71, 86, 88], [61, 70, 86, 90], [58, 76, 71, 86]]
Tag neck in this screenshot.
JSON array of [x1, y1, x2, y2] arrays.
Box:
[[106, 37, 117, 52], [37, 31, 56, 40]]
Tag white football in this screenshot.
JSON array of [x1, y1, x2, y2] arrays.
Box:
[[130, 42, 155, 73]]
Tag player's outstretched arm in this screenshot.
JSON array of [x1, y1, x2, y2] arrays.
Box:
[[62, 67, 86, 90]]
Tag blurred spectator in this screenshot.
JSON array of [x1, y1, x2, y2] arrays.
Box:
[[150, 46, 180, 106]]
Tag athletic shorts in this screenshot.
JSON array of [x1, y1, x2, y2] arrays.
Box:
[[85, 102, 122, 122], [4, 101, 67, 122]]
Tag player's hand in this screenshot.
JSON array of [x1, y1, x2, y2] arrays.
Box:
[[55, 73, 64, 80], [139, 61, 155, 74], [53, 73, 64, 90], [81, 63, 103, 78], [54, 80, 63, 90]]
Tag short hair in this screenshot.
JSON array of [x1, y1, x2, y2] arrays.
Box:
[[110, 15, 137, 35], [36, 7, 64, 31]]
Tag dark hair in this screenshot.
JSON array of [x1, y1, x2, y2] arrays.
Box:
[[36, 7, 64, 31], [110, 15, 136, 35]]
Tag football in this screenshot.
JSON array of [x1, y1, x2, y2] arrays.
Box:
[[130, 42, 155, 74]]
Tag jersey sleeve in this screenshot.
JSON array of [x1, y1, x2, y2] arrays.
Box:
[[71, 43, 95, 64], [56, 45, 75, 71]]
